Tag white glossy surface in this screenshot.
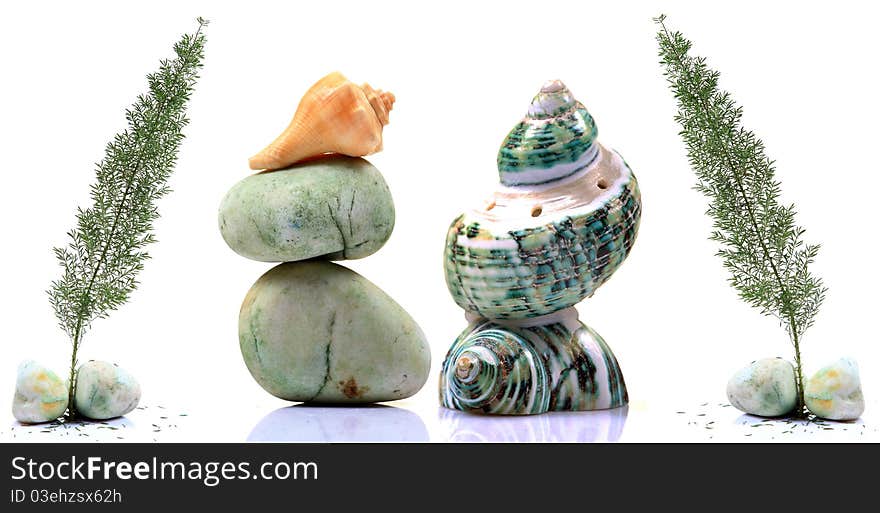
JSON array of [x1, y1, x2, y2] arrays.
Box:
[[3, 398, 876, 443], [248, 405, 429, 442], [469, 146, 628, 234], [438, 407, 628, 443]]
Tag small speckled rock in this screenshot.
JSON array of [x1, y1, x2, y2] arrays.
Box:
[[239, 261, 430, 403], [804, 358, 865, 421], [74, 361, 141, 420], [12, 360, 68, 424], [726, 358, 798, 417], [219, 155, 395, 262]]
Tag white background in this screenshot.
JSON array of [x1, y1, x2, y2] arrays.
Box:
[[1, 0, 877, 442]]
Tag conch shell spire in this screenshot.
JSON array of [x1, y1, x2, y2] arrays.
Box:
[[497, 79, 598, 187], [248, 72, 395, 171]]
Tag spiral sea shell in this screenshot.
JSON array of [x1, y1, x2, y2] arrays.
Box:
[[439, 308, 627, 415], [444, 80, 641, 320], [248, 72, 395, 171]]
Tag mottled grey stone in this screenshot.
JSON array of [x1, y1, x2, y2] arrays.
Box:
[[219, 155, 395, 262], [74, 361, 141, 420], [239, 261, 430, 403], [727, 358, 797, 417], [12, 360, 68, 424], [805, 358, 864, 420]]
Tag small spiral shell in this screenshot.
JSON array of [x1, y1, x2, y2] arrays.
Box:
[[440, 309, 628, 415], [248, 72, 395, 171]]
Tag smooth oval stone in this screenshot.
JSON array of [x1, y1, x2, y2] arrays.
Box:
[[12, 360, 68, 424], [74, 361, 141, 420], [219, 155, 395, 262], [804, 358, 865, 421], [239, 261, 430, 403], [726, 358, 797, 417]]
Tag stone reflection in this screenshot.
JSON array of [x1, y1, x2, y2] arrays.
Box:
[[248, 404, 429, 442]]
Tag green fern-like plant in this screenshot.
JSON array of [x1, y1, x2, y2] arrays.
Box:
[[48, 18, 208, 419], [655, 15, 827, 416]]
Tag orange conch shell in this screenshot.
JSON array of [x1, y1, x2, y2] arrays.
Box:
[[248, 72, 395, 171]]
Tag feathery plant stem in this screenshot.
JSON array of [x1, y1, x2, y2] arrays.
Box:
[[655, 15, 826, 416], [49, 19, 208, 419]]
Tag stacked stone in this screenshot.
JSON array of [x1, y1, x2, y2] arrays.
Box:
[[219, 73, 429, 404], [439, 80, 642, 415]]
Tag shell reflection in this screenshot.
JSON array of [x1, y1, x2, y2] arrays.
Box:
[[248, 404, 428, 442], [439, 405, 628, 442]]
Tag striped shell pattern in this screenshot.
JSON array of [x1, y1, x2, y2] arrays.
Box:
[[439, 309, 627, 415], [444, 80, 641, 320]]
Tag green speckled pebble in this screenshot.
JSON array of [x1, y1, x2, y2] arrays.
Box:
[[726, 358, 797, 417], [219, 155, 395, 262], [74, 361, 141, 420], [239, 261, 430, 403], [12, 360, 68, 424]]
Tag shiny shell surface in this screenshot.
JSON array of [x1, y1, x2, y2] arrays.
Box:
[[444, 80, 641, 320], [445, 144, 641, 320], [439, 309, 627, 415]]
